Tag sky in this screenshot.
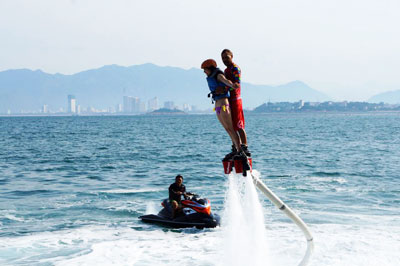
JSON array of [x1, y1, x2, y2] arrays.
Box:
[[1, 0, 399, 100]]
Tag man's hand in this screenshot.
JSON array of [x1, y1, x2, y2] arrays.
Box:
[[233, 82, 240, 89], [215, 86, 227, 94]]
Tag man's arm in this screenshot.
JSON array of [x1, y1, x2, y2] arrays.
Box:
[[169, 185, 181, 196], [217, 74, 239, 89], [225, 65, 241, 92], [231, 65, 241, 84]]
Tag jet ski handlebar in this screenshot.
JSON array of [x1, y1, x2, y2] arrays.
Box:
[[183, 192, 197, 200]]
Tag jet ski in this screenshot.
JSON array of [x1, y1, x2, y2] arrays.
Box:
[[139, 194, 220, 229]]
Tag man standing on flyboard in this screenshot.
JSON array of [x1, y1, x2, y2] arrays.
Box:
[[219, 49, 251, 161]]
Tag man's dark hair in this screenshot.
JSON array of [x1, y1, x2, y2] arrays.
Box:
[[221, 49, 233, 56], [175, 175, 183, 180]]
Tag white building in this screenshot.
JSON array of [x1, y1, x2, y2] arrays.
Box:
[[116, 104, 123, 113], [123, 96, 131, 113], [139, 102, 146, 113], [148, 97, 158, 111], [123, 96, 142, 113], [42, 105, 48, 113], [132, 97, 140, 113], [67, 95, 76, 113], [183, 103, 191, 112]]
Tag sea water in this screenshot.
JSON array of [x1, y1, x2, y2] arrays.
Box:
[[0, 113, 399, 265]]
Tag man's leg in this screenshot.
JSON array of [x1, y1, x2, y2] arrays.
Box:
[[238, 128, 247, 146], [171, 200, 178, 219]]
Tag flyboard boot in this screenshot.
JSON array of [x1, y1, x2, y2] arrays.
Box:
[[241, 144, 251, 157], [223, 145, 237, 161]]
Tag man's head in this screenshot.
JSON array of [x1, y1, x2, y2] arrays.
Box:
[[221, 49, 233, 67], [175, 175, 183, 186]]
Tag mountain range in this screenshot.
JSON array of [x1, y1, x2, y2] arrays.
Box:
[[368, 90, 400, 104], [0, 63, 358, 113]]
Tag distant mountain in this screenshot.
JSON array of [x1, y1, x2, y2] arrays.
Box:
[[0, 64, 330, 113], [368, 90, 400, 104], [242, 80, 330, 106]]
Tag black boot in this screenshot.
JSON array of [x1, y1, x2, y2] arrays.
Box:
[[241, 144, 251, 157], [233, 150, 248, 161], [223, 145, 237, 161]]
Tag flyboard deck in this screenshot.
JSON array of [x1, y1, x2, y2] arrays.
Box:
[[222, 156, 252, 176]]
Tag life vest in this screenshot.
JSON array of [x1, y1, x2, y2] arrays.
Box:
[[206, 68, 230, 102]]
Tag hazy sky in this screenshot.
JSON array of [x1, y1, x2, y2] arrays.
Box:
[[1, 0, 399, 100]]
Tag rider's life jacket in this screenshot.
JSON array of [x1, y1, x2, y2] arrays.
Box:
[[206, 68, 230, 102]]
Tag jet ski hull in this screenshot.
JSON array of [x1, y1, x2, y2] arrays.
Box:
[[139, 212, 220, 229]]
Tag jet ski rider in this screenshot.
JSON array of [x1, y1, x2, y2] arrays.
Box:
[[169, 175, 193, 219]]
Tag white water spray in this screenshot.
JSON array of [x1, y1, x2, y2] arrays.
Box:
[[220, 172, 270, 266], [219, 169, 314, 266], [145, 201, 157, 215]]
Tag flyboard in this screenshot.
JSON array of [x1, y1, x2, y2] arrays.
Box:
[[223, 156, 314, 266]]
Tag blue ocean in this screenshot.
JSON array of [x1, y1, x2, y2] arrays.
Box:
[[0, 113, 399, 265]]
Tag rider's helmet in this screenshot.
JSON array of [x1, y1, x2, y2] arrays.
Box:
[[201, 59, 217, 69]]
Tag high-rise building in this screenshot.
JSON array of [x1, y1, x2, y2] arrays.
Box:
[[164, 101, 174, 110], [132, 97, 140, 113], [139, 102, 146, 113], [116, 104, 123, 113], [183, 103, 191, 112], [123, 96, 142, 113], [67, 95, 76, 113], [148, 97, 158, 111], [123, 96, 131, 113], [42, 105, 48, 113]]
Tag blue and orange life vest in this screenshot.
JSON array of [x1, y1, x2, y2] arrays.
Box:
[[206, 68, 230, 101]]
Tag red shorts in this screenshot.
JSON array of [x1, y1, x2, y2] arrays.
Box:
[[229, 98, 245, 131]]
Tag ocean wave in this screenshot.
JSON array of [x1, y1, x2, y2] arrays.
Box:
[[6, 190, 56, 196], [98, 188, 164, 195]]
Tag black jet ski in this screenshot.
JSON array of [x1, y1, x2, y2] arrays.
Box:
[[139, 194, 220, 229]]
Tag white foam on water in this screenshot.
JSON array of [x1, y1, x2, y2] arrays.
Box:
[[266, 223, 400, 266], [0, 226, 221, 266], [1, 211, 399, 265], [4, 214, 25, 222], [0, 210, 25, 222], [1, 170, 400, 265], [145, 201, 157, 214]]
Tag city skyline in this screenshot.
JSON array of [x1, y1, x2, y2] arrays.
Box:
[[4, 95, 399, 116], [5, 94, 195, 115]]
